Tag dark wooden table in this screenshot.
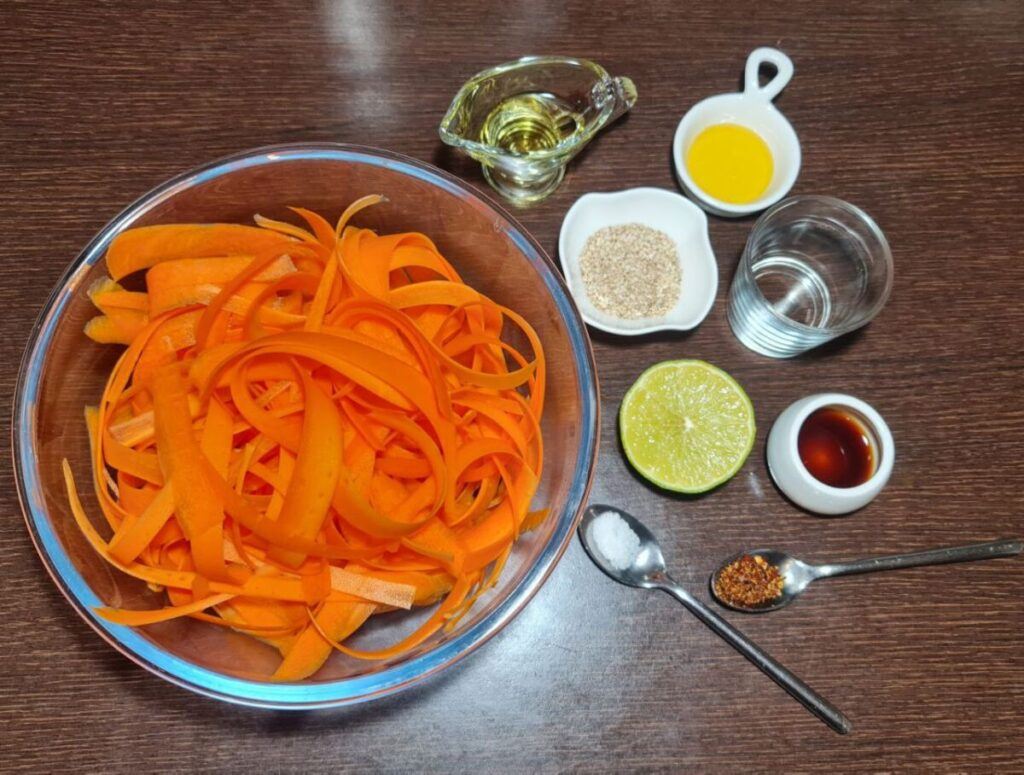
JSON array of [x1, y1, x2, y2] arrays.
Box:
[[3, 1, 1023, 771]]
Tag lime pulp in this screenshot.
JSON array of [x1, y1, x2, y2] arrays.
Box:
[[619, 360, 756, 493]]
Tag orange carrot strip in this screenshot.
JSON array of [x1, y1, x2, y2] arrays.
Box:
[[64, 459, 195, 589], [200, 396, 234, 478], [309, 575, 472, 661], [108, 485, 176, 564], [388, 245, 461, 282], [103, 431, 164, 485], [106, 224, 295, 280], [340, 399, 384, 452], [117, 472, 159, 515], [92, 289, 150, 312], [211, 465, 377, 561], [194, 244, 314, 350], [273, 601, 375, 681], [306, 196, 384, 331], [97, 593, 234, 626], [376, 455, 431, 478], [229, 362, 303, 452], [151, 365, 228, 581], [355, 569, 454, 606], [84, 313, 147, 345], [400, 518, 464, 574], [446, 475, 499, 527], [107, 392, 200, 448], [290, 207, 337, 247], [254, 214, 318, 243], [243, 272, 321, 340], [266, 369, 343, 567], [461, 501, 517, 573], [193, 609, 299, 636], [328, 567, 415, 609], [521, 508, 549, 533], [87, 277, 146, 310], [146, 254, 295, 313]]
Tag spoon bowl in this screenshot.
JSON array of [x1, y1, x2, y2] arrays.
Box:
[[579, 505, 669, 588], [711, 548, 819, 613]]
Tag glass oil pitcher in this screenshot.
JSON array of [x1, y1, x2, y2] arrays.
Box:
[[439, 56, 637, 206]]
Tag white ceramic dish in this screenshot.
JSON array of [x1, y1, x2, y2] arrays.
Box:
[[767, 393, 895, 516], [558, 187, 718, 336], [673, 47, 801, 218]]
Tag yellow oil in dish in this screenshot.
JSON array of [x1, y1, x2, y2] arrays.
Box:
[[685, 123, 773, 204]]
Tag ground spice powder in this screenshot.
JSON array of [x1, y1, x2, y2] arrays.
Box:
[[714, 553, 784, 608], [578, 223, 681, 319]]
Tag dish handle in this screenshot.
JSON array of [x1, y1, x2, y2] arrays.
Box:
[[744, 47, 794, 102]]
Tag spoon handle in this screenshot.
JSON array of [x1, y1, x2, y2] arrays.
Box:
[[817, 538, 1023, 578], [659, 578, 851, 734]]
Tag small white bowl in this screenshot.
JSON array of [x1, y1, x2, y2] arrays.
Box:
[[673, 47, 801, 218], [558, 187, 718, 336], [767, 393, 895, 516]]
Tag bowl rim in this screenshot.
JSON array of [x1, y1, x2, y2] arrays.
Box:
[[12, 142, 600, 709]]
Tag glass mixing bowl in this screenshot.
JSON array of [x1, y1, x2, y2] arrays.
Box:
[[13, 144, 599, 708]]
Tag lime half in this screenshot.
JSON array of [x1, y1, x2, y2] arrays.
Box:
[[619, 360, 755, 493]]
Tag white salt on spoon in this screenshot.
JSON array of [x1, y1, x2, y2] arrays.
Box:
[[588, 508, 641, 571]]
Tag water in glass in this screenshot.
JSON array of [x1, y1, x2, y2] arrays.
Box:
[[728, 196, 892, 358]]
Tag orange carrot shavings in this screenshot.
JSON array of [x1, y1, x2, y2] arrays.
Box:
[[67, 201, 547, 680]]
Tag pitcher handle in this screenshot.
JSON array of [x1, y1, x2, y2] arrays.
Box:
[[744, 47, 794, 102]]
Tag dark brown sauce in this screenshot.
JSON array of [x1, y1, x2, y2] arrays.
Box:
[[798, 407, 876, 488]]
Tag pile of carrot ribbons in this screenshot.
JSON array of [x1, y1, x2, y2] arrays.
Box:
[[62, 197, 546, 681]]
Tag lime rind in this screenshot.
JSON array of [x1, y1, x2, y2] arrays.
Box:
[[619, 360, 756, 494]]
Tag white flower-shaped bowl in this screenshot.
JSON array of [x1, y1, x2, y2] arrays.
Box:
[[558, 187, 718, 335]]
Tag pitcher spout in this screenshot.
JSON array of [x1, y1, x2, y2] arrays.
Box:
[[594, 75, 638, 125]]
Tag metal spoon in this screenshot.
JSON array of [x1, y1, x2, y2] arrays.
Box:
[[579, 505, 852, 735], [711, 538, 1023, 613]]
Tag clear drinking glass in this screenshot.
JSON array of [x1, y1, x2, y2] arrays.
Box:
[[727, 196, 893, 358]]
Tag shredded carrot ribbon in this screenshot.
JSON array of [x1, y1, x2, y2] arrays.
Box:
[[64, 201, 547, 680]]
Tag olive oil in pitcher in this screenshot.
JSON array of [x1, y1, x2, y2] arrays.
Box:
[[479, 93, 584, 155]]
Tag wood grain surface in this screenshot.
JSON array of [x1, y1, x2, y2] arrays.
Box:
[[2, 1, 1023, 771]]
